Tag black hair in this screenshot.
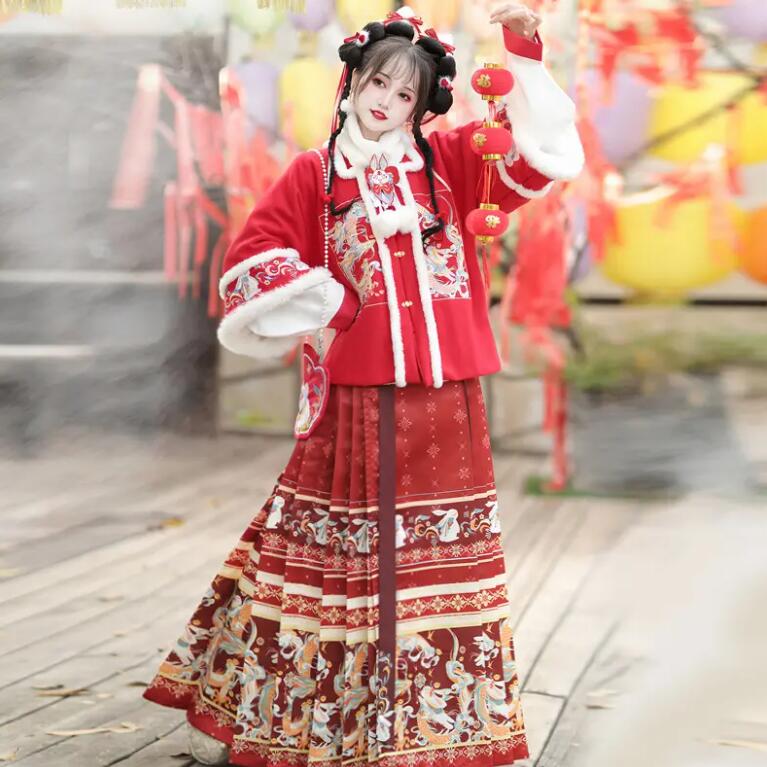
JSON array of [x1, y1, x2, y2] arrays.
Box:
[[327, 19, 455, 248]]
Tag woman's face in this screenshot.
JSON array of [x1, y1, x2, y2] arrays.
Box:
[[352, 65, 418, 140]]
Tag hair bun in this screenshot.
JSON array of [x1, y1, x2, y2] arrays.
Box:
[[338, 43, 363, 67], [436, 55, 456, 79], [338, 21, 386, 67], [428, 88, 453, 115], [414, 35, 445, 58], [384, 19, 417, 41]]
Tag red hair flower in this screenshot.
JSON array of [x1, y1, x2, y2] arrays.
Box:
[[343, 29, 370, 46], [384, 10, 424, 32]]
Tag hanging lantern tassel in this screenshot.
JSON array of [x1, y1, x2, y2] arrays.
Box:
[[466, 202, 510, 291], [466, 62, 515, 292]]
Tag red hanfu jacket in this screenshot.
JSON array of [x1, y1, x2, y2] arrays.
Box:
[[218, 28, 584, 389]]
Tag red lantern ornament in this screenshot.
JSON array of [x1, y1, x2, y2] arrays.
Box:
[[465, 61, 515, 292], [470, 120, 513, 161], [466, 203, 510, 244], [471, 63, 514, 101]]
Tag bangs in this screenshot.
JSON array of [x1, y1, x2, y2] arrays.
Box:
[[354, 35, 436, 121], [378, 49, 419, 92]]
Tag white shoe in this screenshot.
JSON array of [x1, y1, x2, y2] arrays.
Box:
[[187, 722, 230, 766]]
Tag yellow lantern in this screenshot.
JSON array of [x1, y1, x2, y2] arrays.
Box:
[[649, 71, 767, 165], [410, 0, 460, 31], [336, 0, 392, 33], [740, 206, 767, 285], [736, 88, 767, 165], [279, 58, 338, 150], [600, 187, 743, 300]]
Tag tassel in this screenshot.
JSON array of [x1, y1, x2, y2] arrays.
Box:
[[110, 65, 161, 209], [163, 182, 178, 281], [207, 235, 227, 318]]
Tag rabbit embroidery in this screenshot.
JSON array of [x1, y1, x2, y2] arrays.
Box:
[[364, 153, 400, 212]]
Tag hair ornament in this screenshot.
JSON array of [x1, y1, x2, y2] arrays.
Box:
[[338, 21, 386, 66], [420, 27, 455, 54], [343, 29, 370, 46], [384, 9, 424, 32], [438, 76, 454, 92]]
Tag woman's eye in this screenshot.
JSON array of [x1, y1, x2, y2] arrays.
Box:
[[373, 78, 384, 87], [400, 93, 411, 102]]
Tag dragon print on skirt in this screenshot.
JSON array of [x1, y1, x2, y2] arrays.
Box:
[[143, 380, 530, 767]]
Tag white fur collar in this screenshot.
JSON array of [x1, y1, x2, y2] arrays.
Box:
[[323, 100, 443, 389], [333, 100, 424, 178]]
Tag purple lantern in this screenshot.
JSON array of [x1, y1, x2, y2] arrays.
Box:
[[575, 70, 653, 166], [708, 0, 767, 42], [233, 60, 280, 138], [289, 0, 334, 31]]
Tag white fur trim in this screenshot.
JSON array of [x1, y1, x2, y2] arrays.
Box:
[[351, 168, 407, 386], [354, 137, 444, 388], [366, 201, 420, 241], [330, 109, 445, 387], [397, 5, 418, 19], [495, 159, 556, 199], [375, 238, 407, 388], [334, 111, 423, 179], [218, 247, 298, 299], [504, 53, 584, 181], [217, 267, 334, 359], [397, 172, 444, 389], [409, 228, 443, 388]]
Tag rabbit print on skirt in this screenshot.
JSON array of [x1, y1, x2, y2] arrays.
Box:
[[142, 378, 530, 767]]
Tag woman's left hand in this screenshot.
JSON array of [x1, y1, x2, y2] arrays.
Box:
[[490, 3, 542, 39]]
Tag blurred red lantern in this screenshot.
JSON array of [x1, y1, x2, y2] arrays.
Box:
[[470, 121, 513, 160], [466, 203, 509, 244], [471, 64, 514, 101]]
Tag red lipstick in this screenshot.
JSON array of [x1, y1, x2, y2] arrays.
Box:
[[371, 110, 387, 121]]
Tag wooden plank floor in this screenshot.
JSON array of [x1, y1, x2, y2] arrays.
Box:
[[0, 426, 763, 766]]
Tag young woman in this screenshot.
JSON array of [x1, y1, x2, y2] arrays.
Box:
[[142, 5, 583, 766]]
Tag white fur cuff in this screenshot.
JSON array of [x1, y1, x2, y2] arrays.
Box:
[[217, 267, 333, 358], [504, 54, 585, 181]]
